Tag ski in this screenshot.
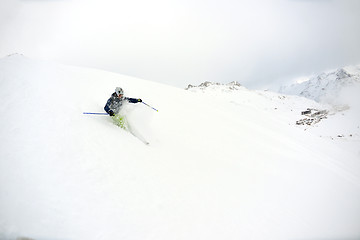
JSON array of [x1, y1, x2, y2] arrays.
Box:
[[113, 115, 149, 145], [127, 124, 149, 145]]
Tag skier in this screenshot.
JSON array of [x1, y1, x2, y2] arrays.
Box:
[[103, 87, 154, 144], [104, 87, 142, 116]]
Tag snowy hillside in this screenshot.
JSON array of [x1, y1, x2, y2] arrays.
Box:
[[1, 55, 360, 240]]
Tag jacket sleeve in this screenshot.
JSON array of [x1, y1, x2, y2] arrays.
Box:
[[125, 97, 140, 104], [104, 98, 112, 113]]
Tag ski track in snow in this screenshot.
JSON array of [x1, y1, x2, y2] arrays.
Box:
[[0, 55, 360, 240]]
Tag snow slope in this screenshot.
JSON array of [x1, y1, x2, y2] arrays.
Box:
[[1, 55, 360, 240]]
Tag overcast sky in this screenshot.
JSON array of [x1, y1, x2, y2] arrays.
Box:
[[1, 0, 360, 89]]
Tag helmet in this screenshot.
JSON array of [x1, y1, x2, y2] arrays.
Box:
[[115, 87, 124, 96]]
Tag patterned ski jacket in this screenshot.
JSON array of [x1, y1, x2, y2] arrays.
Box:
[[104, 92, 139, 115]]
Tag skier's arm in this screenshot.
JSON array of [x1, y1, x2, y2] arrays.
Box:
[[125, 97, 142, 103], [104, 98, 113, 114]]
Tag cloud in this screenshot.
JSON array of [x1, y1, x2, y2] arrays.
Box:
[[290, 0, 332, 2], [18, 0, 67, 1], [1, 0, 360, 89]]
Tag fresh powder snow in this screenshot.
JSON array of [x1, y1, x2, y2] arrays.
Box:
[[0, 54, 359, 240]]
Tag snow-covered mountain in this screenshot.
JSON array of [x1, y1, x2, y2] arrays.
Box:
[[278, 65, 360, 143], [1, 55, 360, 240], [279, 65, 360, 105]]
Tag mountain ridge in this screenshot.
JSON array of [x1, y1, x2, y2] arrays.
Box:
[[279, 65, 360, 105]]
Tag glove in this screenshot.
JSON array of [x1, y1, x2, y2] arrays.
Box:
[[109, 110, 115, 116], [138, 99, 142, 102]]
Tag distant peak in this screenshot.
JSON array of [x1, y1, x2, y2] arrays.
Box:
[[185, 81, 242, 91], [226, 81, 242, 87], [6, 53, 25, 58], [335, 68, 352, 79], [279, 64, 360, 104], [2, 53, 29, 62]]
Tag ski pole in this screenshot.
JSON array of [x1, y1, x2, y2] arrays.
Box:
[[142, 102, 158, 112], [83, 112, 109, 115]]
